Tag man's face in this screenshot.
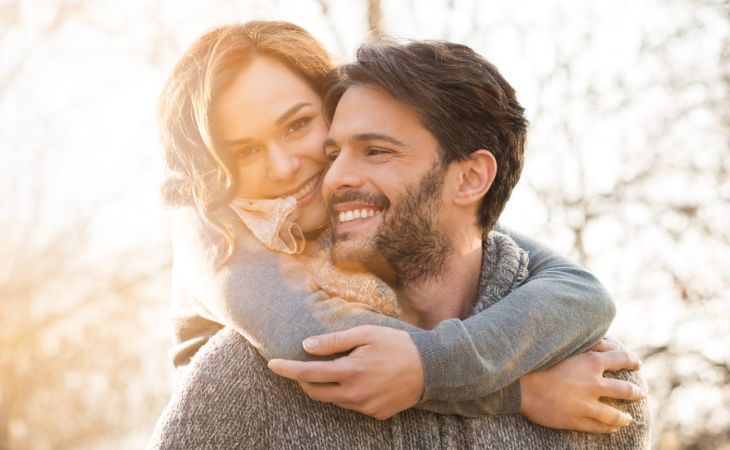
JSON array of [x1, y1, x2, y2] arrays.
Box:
[[322, 85, 451, 286]]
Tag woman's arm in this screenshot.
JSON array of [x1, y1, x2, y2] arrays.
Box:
[[175, 210, 613, 415], [409, 223, 615, 414], [172, 208, 420, 363]]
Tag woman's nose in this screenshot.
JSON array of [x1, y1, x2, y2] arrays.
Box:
[[266, 143, 300, 181]]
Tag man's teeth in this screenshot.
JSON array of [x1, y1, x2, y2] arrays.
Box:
[[294, 176, 319, 199], [338, 209, 379, 223]]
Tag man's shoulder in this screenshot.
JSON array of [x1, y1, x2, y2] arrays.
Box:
[[154, 328, 650, 450]]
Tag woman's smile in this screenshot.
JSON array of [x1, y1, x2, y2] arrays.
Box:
[[212, 56, 330, 232]]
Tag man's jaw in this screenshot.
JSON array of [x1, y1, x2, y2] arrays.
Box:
[[329, 217, 396, 285]]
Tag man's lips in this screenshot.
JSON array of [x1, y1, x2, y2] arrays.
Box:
[[331, 202, 384, 224], [327, 191, 389, 226]]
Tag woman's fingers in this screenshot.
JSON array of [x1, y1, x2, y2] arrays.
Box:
[[594, 349, 642, 372], [589, 339, 615, 353], [576, 417, 625, 434], [586, 400, 634, 428], [268, 359, 346, 383], [302, 325, 378, 355], [599, 377, 646, 401]]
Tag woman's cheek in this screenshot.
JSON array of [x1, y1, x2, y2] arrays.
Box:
[[307, 123, 330, 164]]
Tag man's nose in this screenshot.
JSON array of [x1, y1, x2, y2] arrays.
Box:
[[266, 143, 300, 181], [323, 151, 363, 193]]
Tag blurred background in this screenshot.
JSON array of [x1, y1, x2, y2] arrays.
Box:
[[1, 0, 728, 448]]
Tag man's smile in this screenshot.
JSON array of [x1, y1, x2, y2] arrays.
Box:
[[336, 206, 382, 224], [331, 201, 384, 234]]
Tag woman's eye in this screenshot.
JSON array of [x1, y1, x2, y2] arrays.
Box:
[[285, 117, 313, 136], [235, 146, 263, 161]]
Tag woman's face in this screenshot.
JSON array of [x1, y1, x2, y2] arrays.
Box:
[[212, 56, 329, 233]]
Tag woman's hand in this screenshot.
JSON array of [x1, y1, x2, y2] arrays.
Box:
[[519, 340, 645, 433], [268, 325, 424, 420]]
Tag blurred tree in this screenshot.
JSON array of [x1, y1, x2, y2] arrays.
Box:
[[0, 1, 173, 449], [518, 3, 730, 447], [0, 230, 171, 449], [1, 0, 727, 449], [367, 0, 383, 39]]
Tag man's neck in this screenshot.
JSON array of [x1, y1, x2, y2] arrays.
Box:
[[396, 232, 484, 329]]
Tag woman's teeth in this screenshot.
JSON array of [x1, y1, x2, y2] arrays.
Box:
[[338, 208, 379, 223], [294, 176, 319, 200]]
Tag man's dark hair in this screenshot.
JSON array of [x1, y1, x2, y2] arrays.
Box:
[[323, 41, 528, 233]]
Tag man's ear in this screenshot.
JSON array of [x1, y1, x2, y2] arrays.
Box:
[[452, 149, 496, 206]]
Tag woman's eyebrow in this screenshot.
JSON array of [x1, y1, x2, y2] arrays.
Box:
[[224, 136, 254, 147], [224, 102, 313, 146], [274, 102, 312, 126]]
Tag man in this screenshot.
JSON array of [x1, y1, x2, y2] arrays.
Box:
[[149, 41, 650, 449]]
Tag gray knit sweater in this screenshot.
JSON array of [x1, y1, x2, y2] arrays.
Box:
[[148, 233, 651, 449], [170, 208, 616, 415]]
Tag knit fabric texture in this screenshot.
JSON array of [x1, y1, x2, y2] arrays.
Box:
[[148, 231, 651, 449], [169, 206, 617, 417]]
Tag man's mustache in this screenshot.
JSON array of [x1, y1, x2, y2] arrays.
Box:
[[327, 191, 390, 218]]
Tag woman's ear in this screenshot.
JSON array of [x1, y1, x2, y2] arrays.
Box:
[[452, 149, 497, 206]]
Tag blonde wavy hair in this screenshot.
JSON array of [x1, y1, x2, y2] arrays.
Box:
[[157, 21, 333, 264]]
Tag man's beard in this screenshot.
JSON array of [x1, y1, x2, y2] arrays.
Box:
[[328, 162, 450, 288]]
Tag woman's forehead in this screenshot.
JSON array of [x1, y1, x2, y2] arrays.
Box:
[[212, 56, 321, 141]]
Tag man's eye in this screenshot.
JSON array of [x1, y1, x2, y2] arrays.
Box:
[[285, 117, 313, 136], [325, 150, 339, 162], [366, 147, 390, 156]]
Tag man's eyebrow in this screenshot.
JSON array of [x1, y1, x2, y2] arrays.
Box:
[[350, 133, 406, 147], [323, 138, 338, 150], [274, 102, 312, 126], [223, 102, 312, 146]]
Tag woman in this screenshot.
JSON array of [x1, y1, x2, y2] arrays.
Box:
[[158, 21, 623, 427]]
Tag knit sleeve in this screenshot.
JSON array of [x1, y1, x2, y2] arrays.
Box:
[[175, 209, 613, 415], [409, 223, 615, 415]]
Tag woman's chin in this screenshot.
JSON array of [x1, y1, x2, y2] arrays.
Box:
[[297, 209, 329, 234]]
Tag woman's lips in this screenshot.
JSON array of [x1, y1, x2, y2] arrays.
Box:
[[292, 173, 322, 206]]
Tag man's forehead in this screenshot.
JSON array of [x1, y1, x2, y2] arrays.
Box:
[[327, 85, 430, 144]]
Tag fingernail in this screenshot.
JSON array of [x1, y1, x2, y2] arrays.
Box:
[[632, 385, 644, 400], [622, 413, 633, 426], [303, 338, 319, 351]]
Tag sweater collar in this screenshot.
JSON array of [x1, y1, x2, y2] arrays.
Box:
[[471, 231, 530, 315], [228, 196, 305, 255]]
